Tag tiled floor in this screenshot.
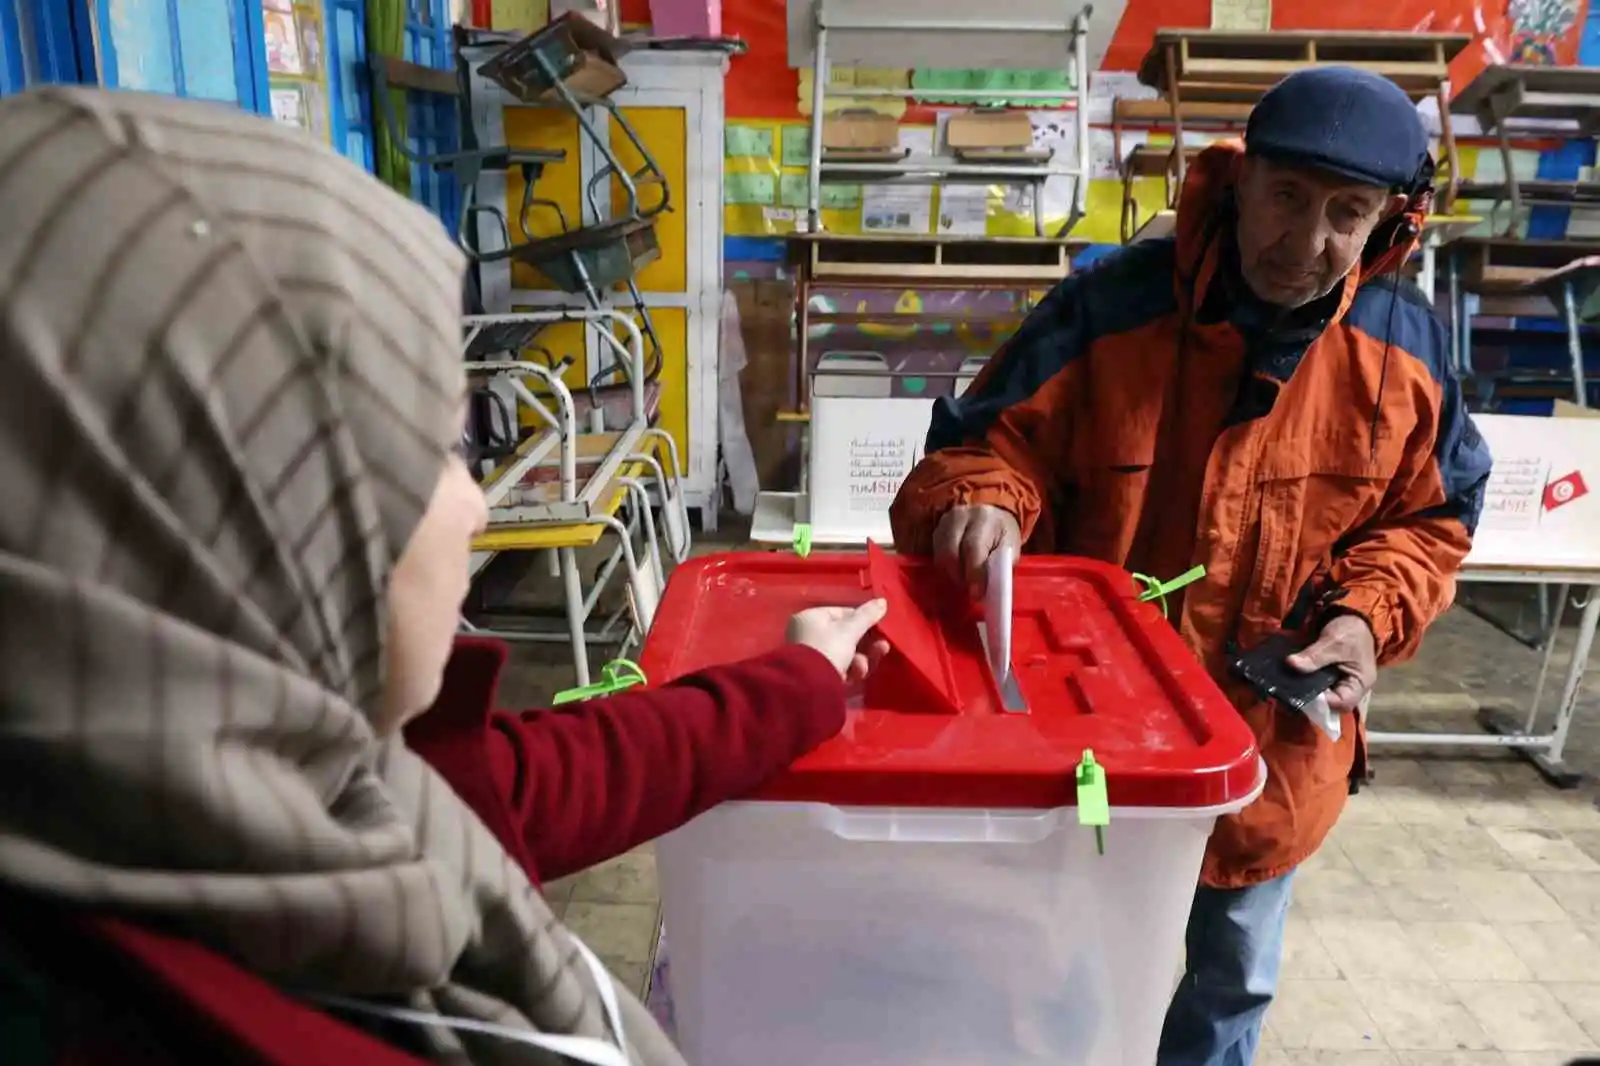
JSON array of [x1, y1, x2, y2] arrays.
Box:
[[485, 534, 1600, 1064], [542, 848, 660, 1000], [1255, 757, 1600, 1065]]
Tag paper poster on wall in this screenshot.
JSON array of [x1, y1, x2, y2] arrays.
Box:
[[781, 125, 811, 167], [302, 81, 329, 140], [862, 185, 932, 234], [779, 172, 809, 209], [270, 86, 305, 128], [1210, 0, 1271, 31], [726, 125, 774, 158], [898, 126, 935, 160], [821, 184, 863, 209], [296, 7, 324, 77], [265, 10, 305, 75], [798, 67, 908, 119], [490, 0, 550, 31], [1026, 112, 1081, 222], [726, 173, 777, 205], [1087, 71, 1159, 126], [1088, 128, 1129, 181], [912, 68, 1071, 107], [1481, 454, 1553, 532], [938, 185, 989, 236]]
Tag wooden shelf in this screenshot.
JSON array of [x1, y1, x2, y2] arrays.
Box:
[[806, 311, 1026, 327], [1119, 29, 1469, 226], [1121, 142, 1203, 179], [1137, 29, 1470, 103], [1456, 237, 1600, 295], [790, 233, 1082, 283], [1452, 64, 1600, 135], [1458, 180, 1600, 208], [1113, 98, 1253, 126]]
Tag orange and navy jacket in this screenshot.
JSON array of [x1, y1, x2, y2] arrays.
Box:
[[891, 142, 1493, 888]]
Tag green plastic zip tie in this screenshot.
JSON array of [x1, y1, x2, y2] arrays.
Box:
[[1076, 749, 1110, 856], [1130, 564, 1207, 619], [793, 523, 814, 558], [552, 659, 648, 705]]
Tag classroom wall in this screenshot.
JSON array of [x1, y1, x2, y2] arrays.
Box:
[[687, 0, 1591, 244], [472, 0, 1600, 245], [706, 0, 1581, 121]]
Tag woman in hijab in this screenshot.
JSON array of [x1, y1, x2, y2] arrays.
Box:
[[0, 86, 885, 1065]]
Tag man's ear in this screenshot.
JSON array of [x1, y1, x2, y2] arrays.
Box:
[[1234, 153, 1253, 186], [1383, 192, 1410, 219]]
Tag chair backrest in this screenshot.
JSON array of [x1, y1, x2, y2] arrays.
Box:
[[369, 53, 462, 150], [371, 54, 461, 99]]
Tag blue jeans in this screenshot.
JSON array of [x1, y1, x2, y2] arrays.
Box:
[[1156, 871, 1296, 1066]]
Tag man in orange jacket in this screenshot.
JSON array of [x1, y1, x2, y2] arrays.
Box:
[[891, 67, 1492, 1065]]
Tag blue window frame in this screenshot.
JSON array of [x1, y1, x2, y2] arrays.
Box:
[[327, 0, 370, 169], [0, 2, 27, 93], [402, 0, 459, 232], [5, 0, 460, 237], [92, 0, 267, 109], [4, 0, 85, 89], [8, 0, 270, 108]]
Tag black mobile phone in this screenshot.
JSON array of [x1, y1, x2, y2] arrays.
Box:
[[1228, 631, 1343, 714]]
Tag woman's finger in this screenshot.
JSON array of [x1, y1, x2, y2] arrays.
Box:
[[846, 652, 870, 683]]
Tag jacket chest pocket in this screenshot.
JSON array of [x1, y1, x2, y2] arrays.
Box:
[[1066, 461, 1152, 560], [1239, 443, 1401, 638]]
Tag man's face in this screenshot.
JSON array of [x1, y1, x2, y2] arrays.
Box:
[[1234, 156, 1407, 309]]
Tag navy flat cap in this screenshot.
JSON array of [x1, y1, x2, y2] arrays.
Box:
[[1244, 66, 1430, 191]]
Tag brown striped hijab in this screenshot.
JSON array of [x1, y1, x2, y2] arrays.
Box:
[[0, 87, 683, 1066]]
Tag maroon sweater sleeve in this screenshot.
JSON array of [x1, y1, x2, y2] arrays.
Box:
[[489, 645, 848, 883]]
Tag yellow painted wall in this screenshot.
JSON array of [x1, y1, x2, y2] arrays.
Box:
[[489, 0, 547, 30], [719, 117, 1175, 242], [536, 313, 687, 470], [504, 108, 583, 291], [611, 106, 687, 293], [538, 308, 686, 471], [642, 307, 688, 471], [499, 101, 694, 470], [719, 121, 1510, 244], [507, 314, 588, 428]]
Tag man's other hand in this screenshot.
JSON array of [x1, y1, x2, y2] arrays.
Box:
[[1285, 614, 1378, 712], [932, 504, 1021, 599]]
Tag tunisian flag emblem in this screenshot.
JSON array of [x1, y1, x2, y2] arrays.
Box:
[[1544, 470, 1589, 512]]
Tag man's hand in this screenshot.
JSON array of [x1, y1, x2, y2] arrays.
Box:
[[1285, 614, 1377, 712], [932, 504, 1022, 598]]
